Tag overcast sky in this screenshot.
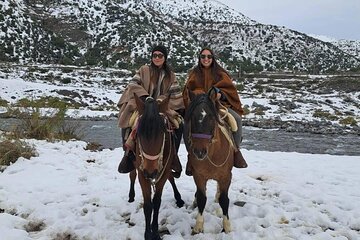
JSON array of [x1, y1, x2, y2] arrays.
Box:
[[218, 0, 360, 40]]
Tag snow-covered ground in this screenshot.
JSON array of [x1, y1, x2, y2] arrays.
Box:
[[1, 63, 360, 239], [1, 140, 359, 240]]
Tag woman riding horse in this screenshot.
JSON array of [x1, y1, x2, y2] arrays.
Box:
[[117, 45, 184, 176], [183, 47, 248, 175]]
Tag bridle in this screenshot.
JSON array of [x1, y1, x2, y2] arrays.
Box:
[[138, 132, 166, 170], [137, 113, 172, 186], [187, 103, 233, 167]]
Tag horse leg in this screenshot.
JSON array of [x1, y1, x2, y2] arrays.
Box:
[[218, 178, 232, 233], [192, 177, 207, 234], [151, 181, 166, 240], [138, 175, 153, 240], [168, 175, 184, 208], [128, 170, 137, 202]]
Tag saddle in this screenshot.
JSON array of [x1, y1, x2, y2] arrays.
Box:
[[219, 107, 238, 132], [125, 110, 182, 151], [218, 106, 238, 150]]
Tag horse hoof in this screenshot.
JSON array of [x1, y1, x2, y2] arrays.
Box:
[[191, 227, 203, 235], [191, 229, 203, 235], [128, 198, 134, 203], [145, 232, 160, 240], [176, 199, 185, 208], [152, 233, 161, 240]]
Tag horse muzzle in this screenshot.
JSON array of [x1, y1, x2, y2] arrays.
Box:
[[143, 169, 159, 180]]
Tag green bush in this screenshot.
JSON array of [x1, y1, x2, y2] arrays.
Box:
[[313, 109, 339, 121], [339, 117, 357, 126], [242, 105, 250, 116], [60, 78, 72, 84], [15, 97, 74, 109], [236, 82, 244, 92], [252, 107, 265, 115]]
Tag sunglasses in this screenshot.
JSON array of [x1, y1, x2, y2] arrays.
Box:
[[152, 53, 164, 59], [200, 54, 213, 59]]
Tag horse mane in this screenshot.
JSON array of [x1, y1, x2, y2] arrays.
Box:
[[185, 93, 220, 123], [137, 98, 166, 140]]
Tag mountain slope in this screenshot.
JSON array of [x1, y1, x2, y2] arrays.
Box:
[[1, 0, 359, 73]]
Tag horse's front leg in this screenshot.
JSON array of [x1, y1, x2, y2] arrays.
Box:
[[151, 180, 166, 240], [128, 170, 137, 202], [168, 175, 185, 208], [139, 175, 153, 240], [218, 177, 232, 233], [192, 176, 207, 234]]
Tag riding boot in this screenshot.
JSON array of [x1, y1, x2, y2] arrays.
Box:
[[185, 155, 193, 176], [118, 149, 135, 173], [171, 154, 182, 178], [234, 149, 248, 168]]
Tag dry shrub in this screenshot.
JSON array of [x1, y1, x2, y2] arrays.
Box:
[[84, 142, 102, 152], [52, 231, 81, 240], [9, 107, 82, 141], [0, 140, 37, 166], [57, 121, 83, 141], [24, 220, 46, 232]]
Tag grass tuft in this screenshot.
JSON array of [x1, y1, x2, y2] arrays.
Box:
[[0, 140, 37, 166]]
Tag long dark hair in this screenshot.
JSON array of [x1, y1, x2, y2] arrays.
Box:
[[150, 58, 172, 84], [191, 47, 230, 83]]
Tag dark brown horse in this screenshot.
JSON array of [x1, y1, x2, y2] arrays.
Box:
[[184, 88, 235, 234], [132, 94, 183, 240]]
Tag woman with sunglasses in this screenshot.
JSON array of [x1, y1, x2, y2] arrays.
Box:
[[183, 47, 248, 175], [117, 45, 184, 176]]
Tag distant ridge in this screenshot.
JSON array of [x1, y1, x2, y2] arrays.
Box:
[[0, 0, 359, 73]]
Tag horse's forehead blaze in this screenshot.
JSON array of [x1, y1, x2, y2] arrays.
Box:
[[198, 108, 207, 123]]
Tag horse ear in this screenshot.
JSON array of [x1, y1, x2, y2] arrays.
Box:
[[134, 93, 145, 114], [208, 87, 217, 102]]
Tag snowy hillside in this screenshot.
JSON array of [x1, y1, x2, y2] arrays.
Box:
[[1, 0, 360, 72]]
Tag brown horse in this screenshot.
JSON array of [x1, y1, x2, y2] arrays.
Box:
[[184, 88, 235, 234], [132, 94, 183, 240]]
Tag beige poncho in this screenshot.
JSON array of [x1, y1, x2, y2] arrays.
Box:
[[117, 65, 184, 128]]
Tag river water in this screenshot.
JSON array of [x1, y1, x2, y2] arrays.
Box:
[[0, 118, 359, 156]]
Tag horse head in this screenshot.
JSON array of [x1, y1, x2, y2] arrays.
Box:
[[185, 88, 221, 160], [134, 94, 170, 180]]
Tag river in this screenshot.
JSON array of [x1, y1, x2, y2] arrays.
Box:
[[0, 118, 359, 156]]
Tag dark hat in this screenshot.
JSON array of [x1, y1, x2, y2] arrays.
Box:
[[151, 45, 168, 60]]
